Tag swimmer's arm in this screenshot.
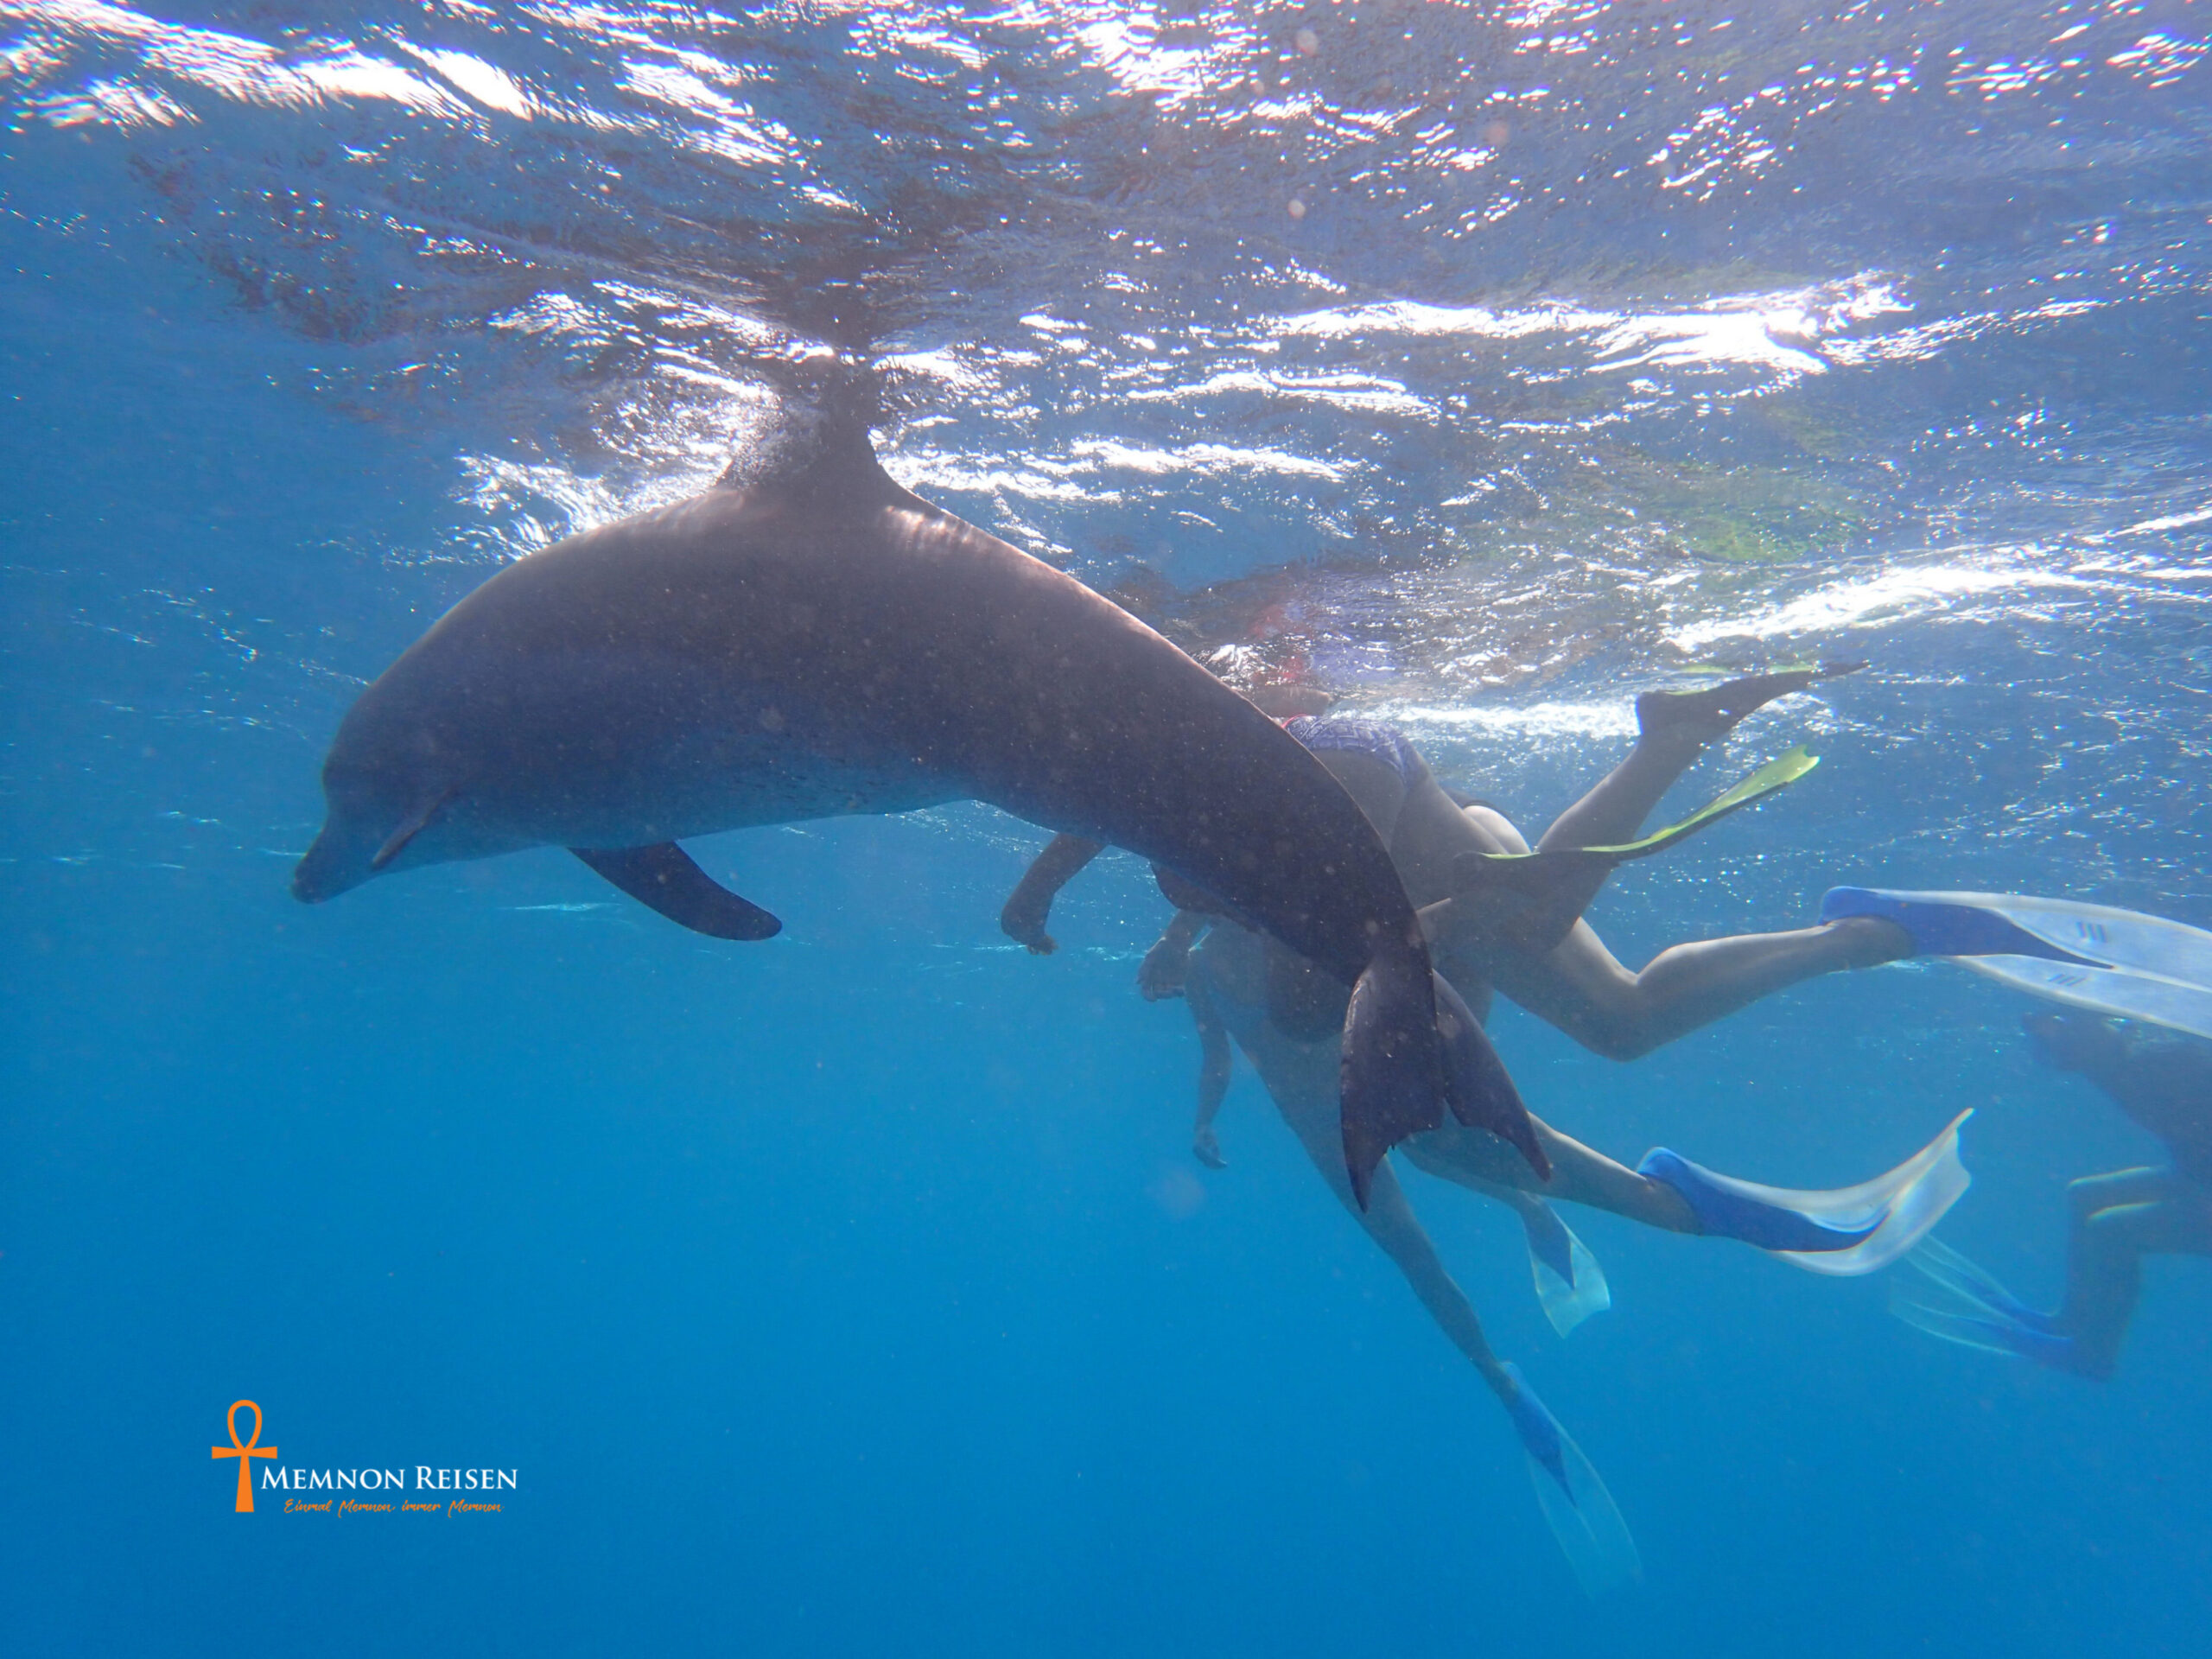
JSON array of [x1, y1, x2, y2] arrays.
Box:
[[1000, 833, 1105, 954], [1187, 975, 1232, 1170], [1138, 908, 1209, 1001]]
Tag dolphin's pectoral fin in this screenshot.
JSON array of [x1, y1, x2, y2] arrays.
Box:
[[1433, 971, 1549, 1181], [571, 844, 783, 941], [372, 785, 458, 871]]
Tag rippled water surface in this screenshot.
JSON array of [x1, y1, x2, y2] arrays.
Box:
[[5, 3, 2211, 1654]]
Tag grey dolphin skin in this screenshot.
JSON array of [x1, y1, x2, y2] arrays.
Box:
[[292, 414, 1542, 1199]]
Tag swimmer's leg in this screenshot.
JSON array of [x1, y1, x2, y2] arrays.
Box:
[[1536, 663, 1863, 853], [1281, 1095, 1637, 1592], [1000, 833, 1103, 954], [1446, 748, 1827, 960], [1410, 1109, 1971, 1273], [2057, 1171, 2212, 1379], [1488, 912, 1910, 1062], [1592, 915, 1911, 1052], [1882, 1198, 2209, 1381], [1278, 1090, 1510, 1380], [1892, 1156, 2212, 1374], [1405, 1115, 1699, 1231], [1296, 1120, 1637, 1591]]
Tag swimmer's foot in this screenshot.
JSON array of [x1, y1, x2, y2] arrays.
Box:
[[1891, 1238, 2099, 1377], [1818, 912, 1917, 966], [1637, 662, 1866, 744]]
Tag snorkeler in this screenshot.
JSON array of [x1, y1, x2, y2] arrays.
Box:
[[1178, 891, 1967, 1593], [1894, 1011, 2212, 1381], [1141, 686, 1969, 1592], [1324, 669, 1927, 1060], [996, 671, 1972, 1589]]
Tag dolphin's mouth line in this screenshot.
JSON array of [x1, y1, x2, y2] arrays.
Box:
[[290, 864, 337, 904], [292, 831, 366, 905]]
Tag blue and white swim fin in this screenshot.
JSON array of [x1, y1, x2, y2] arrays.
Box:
[[1890, 1237, 2082, 1372], [1519, 1200, 1611, 1337], [1637, 1110, 1972, 1274], [1821, 887, 2212, 1041], [1501, 1363, 1642, 1598]]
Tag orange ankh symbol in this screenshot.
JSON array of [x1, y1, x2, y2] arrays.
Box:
[[212, 1400, 276, 1512]]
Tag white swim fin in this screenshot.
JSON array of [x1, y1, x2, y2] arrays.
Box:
[[1502, 1363, 1642, 1598], [1520, 1200, 1611, 1336], [1891, 1237, 2082, 1371], [1823, 888, 2212, 1040], [1638, 1110, 1972, 1276]]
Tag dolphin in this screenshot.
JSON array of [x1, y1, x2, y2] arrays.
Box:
[[292, 410, 1542, 1199]]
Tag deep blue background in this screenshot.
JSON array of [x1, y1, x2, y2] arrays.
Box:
[[6, 2, 2212, 1653]]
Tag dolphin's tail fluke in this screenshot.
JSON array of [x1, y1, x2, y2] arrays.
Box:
[[1435, 970, 1548, 1180], [1340, 948, 1546, 1207], [1339, 946, 1445, 1208]]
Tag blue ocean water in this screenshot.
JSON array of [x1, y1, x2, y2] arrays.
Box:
[[4, 1, 2211, 1652]]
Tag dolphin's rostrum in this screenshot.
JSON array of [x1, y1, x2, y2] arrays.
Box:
[[293, 409, 1541, 1198]]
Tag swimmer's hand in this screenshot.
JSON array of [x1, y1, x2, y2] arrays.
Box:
[[1192, 1127, 1228, 1170], [1138, 937, 1190, 1000], [999, 897, 1056, 955]]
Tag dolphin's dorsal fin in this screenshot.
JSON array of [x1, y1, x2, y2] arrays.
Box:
[[716, 374, 912, 511], [571, 843, 782, 941]]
